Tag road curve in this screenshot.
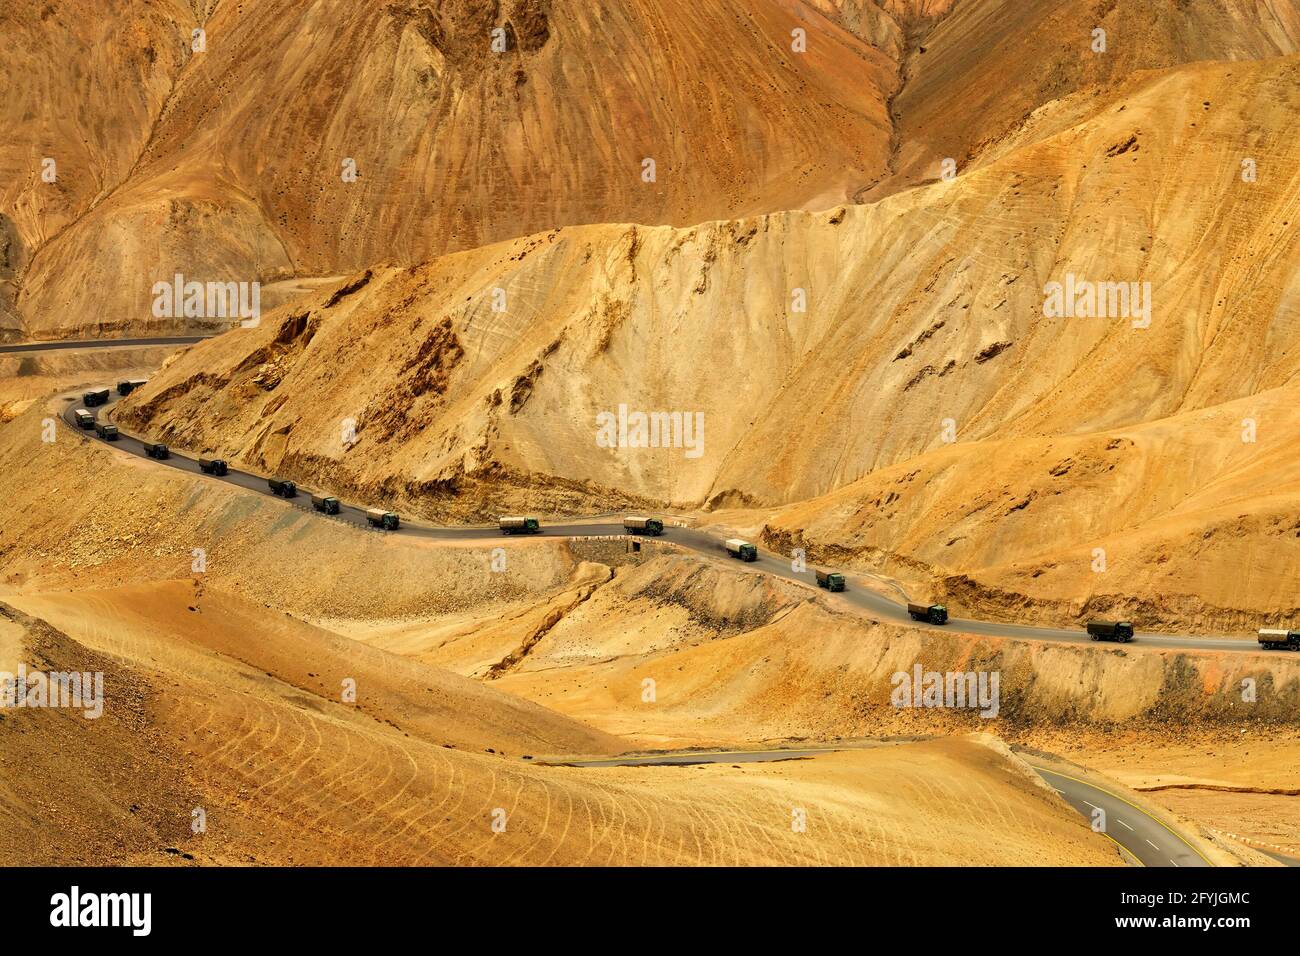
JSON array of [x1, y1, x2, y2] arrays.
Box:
[[61, 386, 1275, 655], [0, 335, 215, 355], [1033, 767, 1210, 867], [538, 746, 1211, 867]]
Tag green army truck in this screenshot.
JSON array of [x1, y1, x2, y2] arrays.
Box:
[[815, 569, 846, 592], [499, 516, 541, 535], [366, 508, 400, 531], [624, 516, 665, 536], [1257, 628, 1300, 651], [1086, 620, 1134, 643], [908, 603, 949, 625], [724, 538, 758, 562], [311, 494, 340, 515]]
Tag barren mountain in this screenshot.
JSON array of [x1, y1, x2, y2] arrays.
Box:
[[0, 1, 197, 338], [0, 406, 1282, 862], [8, 0, 900, 339], [9, 0, 1298, 339], [3, 0, 1299, 872], [868, 0, 1300, 197], [114, 52, 1300, 623]]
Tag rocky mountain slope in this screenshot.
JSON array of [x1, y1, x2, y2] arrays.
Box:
[[6, 0, 900, 339], [9, 0, 1298, 340], [113, 50, 1300, 621]]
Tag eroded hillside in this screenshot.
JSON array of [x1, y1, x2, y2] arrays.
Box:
[[0, 410, 1143, 866], [9, 0, 901, 339], [10, 0, 1299, 339], [110, 53, 1300, 621]]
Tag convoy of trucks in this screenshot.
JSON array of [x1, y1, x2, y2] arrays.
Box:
[[1086, 620, 1134, 643], [908, 603, 949, 625], [499, 516, 541, 535], [56, 389, 1300, 653], [815, 569, 846, 592], [724, 538, 758, 561], [1258, 628, 1300, 650], [366, 508, 400, 531], [624, 516, 664, 536], [311, 494, 340, 515]]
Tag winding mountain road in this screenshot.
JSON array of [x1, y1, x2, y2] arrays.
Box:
[[58, 383, 1290, 866], [62, 386, 1266, 656]]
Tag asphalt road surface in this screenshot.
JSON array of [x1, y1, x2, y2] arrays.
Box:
[[540, 746, 1212, 867], [1033, 767, 1210, 867], [62, 385, 1277, 655], [0, 335, 214, 354]]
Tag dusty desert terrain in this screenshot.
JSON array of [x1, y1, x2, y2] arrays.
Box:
[[1, 404, 1295, 863], [0, 461, 1128, 865], [2, 1, 1297, 867]]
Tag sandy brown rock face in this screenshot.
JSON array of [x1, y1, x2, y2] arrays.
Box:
[[868, 0, 1300, 199], [0, 421, 1136, 866], [117, 55, 1299, 499], [11, 0, 901, 338], [0, 1, 199, 340], [9, 1, 1298, 340], [112, 51, 1300, 622]]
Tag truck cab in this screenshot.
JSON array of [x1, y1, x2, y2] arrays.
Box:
[[908, 603, 948, 625]]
